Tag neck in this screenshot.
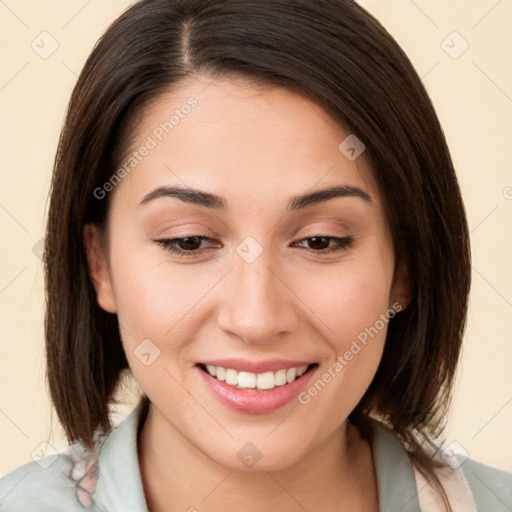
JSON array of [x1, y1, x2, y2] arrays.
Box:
[[137, 403, 378, 512]]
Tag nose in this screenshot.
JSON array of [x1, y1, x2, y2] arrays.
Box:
[[216, 244, 298, 345]]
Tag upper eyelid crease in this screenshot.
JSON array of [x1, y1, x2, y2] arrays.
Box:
[[138, 184, 372, 211]]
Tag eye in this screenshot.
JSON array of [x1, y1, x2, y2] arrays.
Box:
[[292, 235, 354, 254], [155, 235, 219, 257]]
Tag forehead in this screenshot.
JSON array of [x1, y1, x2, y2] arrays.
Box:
[[115, 76, 381, 210]]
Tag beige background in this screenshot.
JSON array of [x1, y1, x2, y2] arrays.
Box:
[[0, 0, 511, 476]]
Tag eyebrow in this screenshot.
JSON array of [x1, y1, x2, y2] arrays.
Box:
[[138, 184, 372, 211]]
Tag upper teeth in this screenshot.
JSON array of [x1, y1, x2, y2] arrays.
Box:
[[205, 364, 309, 390]]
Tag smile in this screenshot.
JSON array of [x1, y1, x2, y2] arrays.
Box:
[[200, 363, 311, 390], [196, 360, 319, 414]]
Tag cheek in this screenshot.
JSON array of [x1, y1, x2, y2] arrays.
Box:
[[107, 220, 213, 329], [299, 251, 394, 348], [111, 258, 215, 406], [106, 230, 220, 377], [293, 253, 394, 415]]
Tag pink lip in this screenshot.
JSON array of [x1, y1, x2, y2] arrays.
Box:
[[198, 358, 314, 374], [196, 363, 318, 414]]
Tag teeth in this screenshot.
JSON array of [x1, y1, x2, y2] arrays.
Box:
[[226, 368, 238, 386], [296, 365, 308, 377], [257, 371, 274, 390], [274, 369, 287, 386], [286, 367, 297, 383], [238, 371, 256, 388], [204, 364, 310, 390]]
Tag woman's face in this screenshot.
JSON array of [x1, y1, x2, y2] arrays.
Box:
[[86, 76, 408, 470]]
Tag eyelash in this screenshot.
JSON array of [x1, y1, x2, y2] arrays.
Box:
[[154, 234, 354, 258]]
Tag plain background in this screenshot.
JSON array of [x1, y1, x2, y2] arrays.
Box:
[[0, 0, 511, 476]]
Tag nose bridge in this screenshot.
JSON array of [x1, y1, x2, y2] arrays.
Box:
[[216, 239, 296, 344]]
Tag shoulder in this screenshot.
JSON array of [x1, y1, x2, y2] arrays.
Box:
[[0, 452, 89, 512], [458, 455, 512, 509], [369, 418, 512, 510], [0, 401, 149, 512]]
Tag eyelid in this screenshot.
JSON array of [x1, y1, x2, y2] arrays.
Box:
[[298, 225, 350, 238]]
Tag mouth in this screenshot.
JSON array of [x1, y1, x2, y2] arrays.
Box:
[[196, 362, 318, 391], [195, 360, 319, 414]]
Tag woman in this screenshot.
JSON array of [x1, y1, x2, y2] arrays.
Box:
[[0, 0, 510, 511]]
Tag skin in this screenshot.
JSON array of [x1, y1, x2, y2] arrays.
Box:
[[84, 75, 409, 512]]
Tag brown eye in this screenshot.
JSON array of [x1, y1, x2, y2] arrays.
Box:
[[155, 236, 219, 257], [175, 236, 203, 251], [293, 236, 354, 254], [306, 236, 331, 250]]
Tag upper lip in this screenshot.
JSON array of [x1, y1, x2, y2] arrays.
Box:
[[198, 358, 315, 374]]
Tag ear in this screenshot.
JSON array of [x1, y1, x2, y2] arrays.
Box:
[[390, 259, 411, 312], [83, 223, 117, 314]]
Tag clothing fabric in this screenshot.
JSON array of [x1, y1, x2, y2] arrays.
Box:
[[411, 445, 477, 511], [1, 400, 511, 512]]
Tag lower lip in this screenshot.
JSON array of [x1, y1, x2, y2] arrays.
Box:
[[196, 365, 318, 414]]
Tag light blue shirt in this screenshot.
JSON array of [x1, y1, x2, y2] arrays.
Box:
[[1, 401, 511, 511]]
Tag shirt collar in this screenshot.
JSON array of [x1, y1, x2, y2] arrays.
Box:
[[371, 420, 422, 511], [94, 399, 150, 512], [94, 399, 421, 512]]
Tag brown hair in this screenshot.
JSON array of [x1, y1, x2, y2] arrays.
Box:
[[44, 0, 470, 508]]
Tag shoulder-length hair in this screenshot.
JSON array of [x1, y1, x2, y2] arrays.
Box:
[[45, 0, 470, 508]]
